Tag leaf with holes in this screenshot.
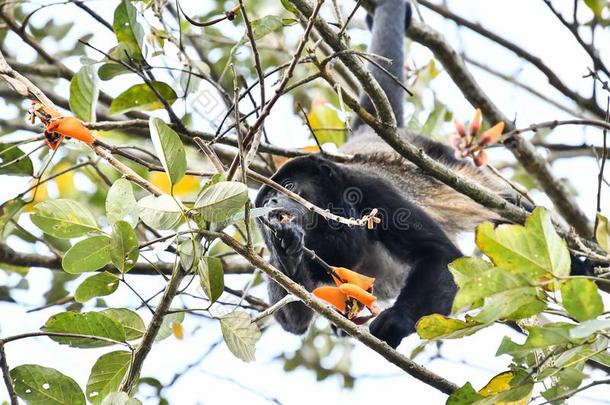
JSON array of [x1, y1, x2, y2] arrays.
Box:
[[11, 364, 85, 405], [62, 236, 113, 274], [149, 117, 186, 187], [42, 311, 126, 348], [101, 308, 145, 340], [75, 272, 119, 303], [86, 351, 131, 405], [112, 0, 144, 60], [194, 181, 248, 223], [31, 199, 99, 238], [219, 311, 261, 362]]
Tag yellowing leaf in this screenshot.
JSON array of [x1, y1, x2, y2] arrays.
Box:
[[149, 172, 200, 196], [171, 321, 184, 340], [479, 372, 531, 405], [416, 314, 485, 340], [307, 98, 347, 146], [595, 213, 610, 254]]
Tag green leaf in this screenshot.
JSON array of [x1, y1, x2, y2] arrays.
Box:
[[194, 181, 248, 222], [584, 0, 606, 17], [155, 312, 185, 342], [475, 207, 570, 279], [86, 351, 131, 405], [109, 82, 177, 115], [178, 239, 203, 272], [11, 364, 85, 405], [75, 272, 120, 303], [42, 311, 126, 348], [561, 278, 603, 321], [219, 311, 261, 362], [448, 256, 493, 288], [101, 392, 142, 405], [452, 267, 531, 313], [473, 287, 544, 324], [595, 213, 610, 253], [446, 382, 485, 405], [149, 117, 186, 186], [570, 319, 610, 339], [113, 0, 144, 60], [0, 143, 33, 176], [280, 0, 298, 13], [541, 366, 584, 402], [249, 16, 287, 40], [98, 63, 131, 81], [197, 256, 224, 303], [31, 199, 99, 238], [137, 194, 183, 230], [69, 65, 98, 122], [106, 178, 138, 227], [0, 198, 24, 234], [110, 221, 139, 272], [101, 308, 145, 340], [416, 314, 485, 340], [62, 236, 113, 274]]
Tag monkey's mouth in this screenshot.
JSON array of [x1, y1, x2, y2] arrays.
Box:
[[268, 209, 296, 224]]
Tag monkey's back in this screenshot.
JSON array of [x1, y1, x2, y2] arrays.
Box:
[[340, 130, 508, 236]]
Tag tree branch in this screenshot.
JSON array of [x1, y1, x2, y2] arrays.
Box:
[[216, 231, 459, 395]]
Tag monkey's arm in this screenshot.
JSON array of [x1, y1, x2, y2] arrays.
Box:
[[362, 188, 462, 347], [261, 222, 317, 334]]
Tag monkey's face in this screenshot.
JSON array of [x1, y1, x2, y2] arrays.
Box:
[[255, 155, 345, 227]]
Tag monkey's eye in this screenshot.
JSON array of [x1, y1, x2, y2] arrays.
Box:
[[283, 181, 296, 191]]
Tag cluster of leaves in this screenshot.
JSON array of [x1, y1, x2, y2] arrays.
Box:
[[415, 208, 610, 404], [5, 111, 266, 403]]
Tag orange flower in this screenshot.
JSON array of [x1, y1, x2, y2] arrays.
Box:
[[313, 267, 379, 320], [478, 122, 505, 147], [313, 286, 347, 313], [47, 117, 95, 145], [331, 267, 375, 291]]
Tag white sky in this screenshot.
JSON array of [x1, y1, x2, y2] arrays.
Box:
[[1, 1, 610, 404]]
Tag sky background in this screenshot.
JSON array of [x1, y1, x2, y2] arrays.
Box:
[[1, 0, 610, 404]]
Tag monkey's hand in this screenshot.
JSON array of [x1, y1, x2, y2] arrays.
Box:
[[269, 218, 305, 256], [369, 307, 414, 349]]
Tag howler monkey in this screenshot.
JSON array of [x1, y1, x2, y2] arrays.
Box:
[[254, 0, 512, 348]]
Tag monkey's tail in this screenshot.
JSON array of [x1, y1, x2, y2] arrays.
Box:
[[352, 0, 412, 132]]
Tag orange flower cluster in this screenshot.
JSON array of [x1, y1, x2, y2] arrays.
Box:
[[313, 267, 380, 324], [450, 108, 504, 167]]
